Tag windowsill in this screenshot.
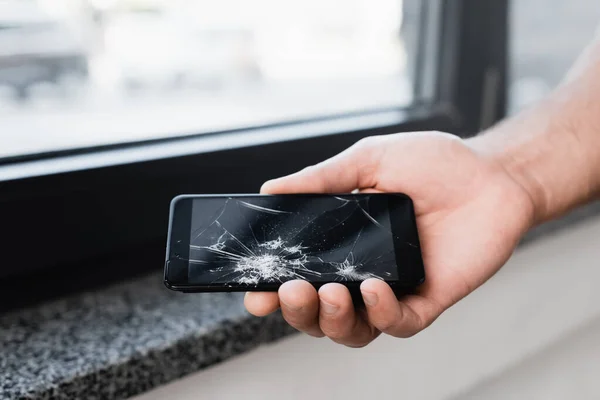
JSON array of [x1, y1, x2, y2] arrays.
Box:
[[0, 76, 414, 160], [0, 105, 443, 182], [1, 200, 599, 399]]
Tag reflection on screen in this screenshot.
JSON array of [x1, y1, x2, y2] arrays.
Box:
[[187, 195, 399, 285]]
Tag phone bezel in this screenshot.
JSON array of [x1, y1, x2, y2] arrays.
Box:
[[164, 193, 425, 292]]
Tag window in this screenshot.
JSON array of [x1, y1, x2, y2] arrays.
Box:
[[0, 0, 507, 297], [1, 0, 423, 159], [509, 0, 600, 113]]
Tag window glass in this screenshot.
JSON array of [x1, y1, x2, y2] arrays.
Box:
[[509, 0, 600, 113], [0, 0, 422, 159]]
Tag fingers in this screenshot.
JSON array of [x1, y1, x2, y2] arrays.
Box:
[[272, 281, 380, 347], [360, 279, 441, 338], [250, 279, 442, 346], [318, 283, 378, 347], [244, 292, 280, 317], [278, 280, 324, 337], [261, 136, 385, 194]]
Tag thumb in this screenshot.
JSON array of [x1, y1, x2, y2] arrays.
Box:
[[261, 137, 384, 194]]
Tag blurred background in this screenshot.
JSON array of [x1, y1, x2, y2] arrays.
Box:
[[0, 0, 415, 158], [1, 0, 599, 157]]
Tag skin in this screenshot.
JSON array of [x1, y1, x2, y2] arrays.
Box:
[[244, 38, 600, 347]]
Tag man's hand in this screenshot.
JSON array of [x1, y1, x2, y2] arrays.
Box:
[[244, 131, 536, 347]]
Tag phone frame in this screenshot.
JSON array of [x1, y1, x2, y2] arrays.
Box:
[[164, 193, 425, 293]]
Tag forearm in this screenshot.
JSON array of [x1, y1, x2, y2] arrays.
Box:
[[468, 39, 600, 225]]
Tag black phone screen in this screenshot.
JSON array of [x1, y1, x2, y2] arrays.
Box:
[[165, 194, 424, 291]]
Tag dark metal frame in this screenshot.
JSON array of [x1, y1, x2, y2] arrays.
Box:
[[0, 0, 509, 306]]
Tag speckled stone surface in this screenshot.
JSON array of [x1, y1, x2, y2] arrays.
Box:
[[0, 273, 296, 400], [1, 201, 599, 400]]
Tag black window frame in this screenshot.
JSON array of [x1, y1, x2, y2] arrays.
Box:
[[0, 0, 508, 302]]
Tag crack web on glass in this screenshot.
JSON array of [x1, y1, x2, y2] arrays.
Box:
[[339, 195, 419, 249], [188, 196, 399, 285]]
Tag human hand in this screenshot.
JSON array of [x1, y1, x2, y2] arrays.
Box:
[[244, 131, 536, 347]]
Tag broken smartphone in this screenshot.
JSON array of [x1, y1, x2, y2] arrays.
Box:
[[164, 193, 425, 295]]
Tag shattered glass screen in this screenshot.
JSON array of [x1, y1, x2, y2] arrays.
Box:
[[187, 195, 401, 285]]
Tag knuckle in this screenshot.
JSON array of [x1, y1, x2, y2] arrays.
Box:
[[395, 327, 420, 339], [355, 136, 372, 147], [289, 320, 313, 331], [350, 136, 384, 180], [373, 312, 404, 334], [302, 164, 319, 174], [376, 319, 398, 334], [286, 318, 315, 332], [282, 312, 316, 331], [305, 329, 326, 338], [377, 317, 422, 338], [322, 327, 348, 340], [354, 135, 381, 150]]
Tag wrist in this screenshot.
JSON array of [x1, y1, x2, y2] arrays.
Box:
[[466, 128, 547, 228], [468, 91, 600, 226]]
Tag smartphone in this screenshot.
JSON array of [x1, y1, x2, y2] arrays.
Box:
[[164, 193, 425, 295]]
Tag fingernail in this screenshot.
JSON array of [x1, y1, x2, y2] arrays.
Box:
[[361, 291, 378, 306], [280, 299, 302, 312], [320, 300, 339, 315]]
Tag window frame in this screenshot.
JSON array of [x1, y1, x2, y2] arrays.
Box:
[[0, 0, 508, 292]]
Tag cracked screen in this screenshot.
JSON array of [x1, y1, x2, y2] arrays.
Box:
[[186, 195, 407, 286]]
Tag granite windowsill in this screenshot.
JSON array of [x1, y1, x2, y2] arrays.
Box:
[[0, 275, 296, 400]]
